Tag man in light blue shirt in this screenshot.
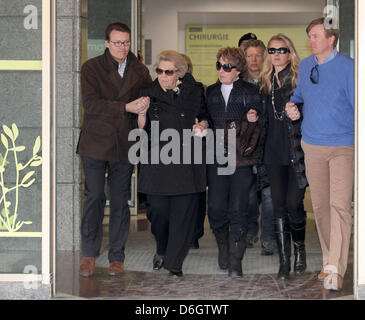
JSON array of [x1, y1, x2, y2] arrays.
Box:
[[286, 17, 354, 291]]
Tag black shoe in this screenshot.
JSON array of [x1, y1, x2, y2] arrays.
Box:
[[213, 226, 229, 270], [274, 218, 291, 280], [168, 271, 183, 278], [261, 240, 275, 256], [290, 220, 307, 275], [228, 234, 246, 278], [191, 239, 199, 249], [246, 235, 258, 248], [153, 254, 164, 270]]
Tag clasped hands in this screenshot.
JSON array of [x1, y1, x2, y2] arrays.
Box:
[[193, 118, 209, 137], [126, 97, 150, 116], [285, 102, 301, 121]]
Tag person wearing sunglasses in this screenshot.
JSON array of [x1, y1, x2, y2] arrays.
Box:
[[259, 34, 308, 281], [286, 18, 354, 291], [77, 22, 152, 278], [206, 47, 262, 278], [137, 50, 210, 278]]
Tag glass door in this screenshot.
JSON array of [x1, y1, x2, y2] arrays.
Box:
[[0, 0, 53, 287]]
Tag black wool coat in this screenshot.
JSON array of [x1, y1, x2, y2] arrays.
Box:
[[138, 73, 209, 195]]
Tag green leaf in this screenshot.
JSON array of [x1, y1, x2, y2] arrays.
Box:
[[4, 201, 11, 209], [0, 223, 8, 230], [23, 221, 32, 225], [11, 123, 19, 141], [21, 171, 35, 185], [30, 159, 42, 167], [1, 208, 9, 217], [33, 136, 41, 155], [0, 153, 9, 167], [1, 134, 8, 149], [14, 146, 26, 152], [2, 125, 13, 140], [17, 163, 24, 170], [22, 178, 35, 188]]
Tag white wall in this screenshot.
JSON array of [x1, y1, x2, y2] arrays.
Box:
[[142, 0, 324, 72]]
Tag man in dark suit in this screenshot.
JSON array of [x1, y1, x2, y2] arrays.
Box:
[[77, 22, 151, 277]]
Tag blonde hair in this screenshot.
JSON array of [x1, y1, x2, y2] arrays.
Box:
[[260, 34, 300, 94], [216, 47, 246, 74], [180, 54, 193, 74], [155, 50, 188, 78]]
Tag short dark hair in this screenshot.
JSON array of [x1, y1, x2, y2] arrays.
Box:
[[243, 39, 266, 56], [238, 33, 257, 47], [306, 17, 339, 49], [216, 47, 246, 74], [105, 22, 131, 41]]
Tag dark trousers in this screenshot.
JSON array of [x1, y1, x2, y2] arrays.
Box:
[[266, 164, 306, 224], [81, 156, 133, 262], [207, 164, 254, 239], [147, 193, 199, 273], [247, 184, 275, 242], [193, 191, 207, 241]]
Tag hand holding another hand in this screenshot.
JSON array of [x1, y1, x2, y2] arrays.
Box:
[[126, 97, 150, 115], [247, 109, 259, 123], [285, 102, 300, 121], [192, 118, 208, 137]]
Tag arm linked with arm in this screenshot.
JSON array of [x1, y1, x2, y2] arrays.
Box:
[[81, 63, 128, 118]]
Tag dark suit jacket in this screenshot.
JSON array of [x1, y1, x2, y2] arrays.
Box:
[[77, 49, 152, 163]]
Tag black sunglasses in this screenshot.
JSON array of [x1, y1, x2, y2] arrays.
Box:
[[268, 47, 290, 55], [216, 61, 237, 72], [310, 65, 319, 84], [155, 68, 177, 76]]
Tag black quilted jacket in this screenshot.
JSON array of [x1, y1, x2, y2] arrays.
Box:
[[206, 78, 262, 167]]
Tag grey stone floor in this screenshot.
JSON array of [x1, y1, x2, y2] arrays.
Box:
[[95, 227, 323, 275]]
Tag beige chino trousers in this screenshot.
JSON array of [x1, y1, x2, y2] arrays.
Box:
[[301, 140, 354, 277]]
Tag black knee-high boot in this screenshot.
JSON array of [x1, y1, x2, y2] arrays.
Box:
[[290, 219, 307, 275], [213, 225, 229, 270], [274, 218, 291, 280], [228, 233, 246, 278]]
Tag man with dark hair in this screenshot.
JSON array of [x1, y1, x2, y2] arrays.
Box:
[[286, 17, 353, 291], [238, 32, 257, 50], [77, 22, 152, 277]]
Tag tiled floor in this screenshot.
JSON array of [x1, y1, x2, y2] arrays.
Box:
[[55, 214, 354, 300]]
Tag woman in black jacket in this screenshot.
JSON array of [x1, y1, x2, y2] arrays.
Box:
[[137, 50, 209, 277], [206, 47, 261, 278], [259, 34, 308, 280]]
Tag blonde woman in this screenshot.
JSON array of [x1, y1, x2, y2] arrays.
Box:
[[259, 34, 308, 280]]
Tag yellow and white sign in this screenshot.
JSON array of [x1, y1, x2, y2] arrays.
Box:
[[186, 24, 312, 86]]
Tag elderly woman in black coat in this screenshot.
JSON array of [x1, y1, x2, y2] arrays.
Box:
[[137, 50, 209, 278], [206, 47, 262, 278]]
